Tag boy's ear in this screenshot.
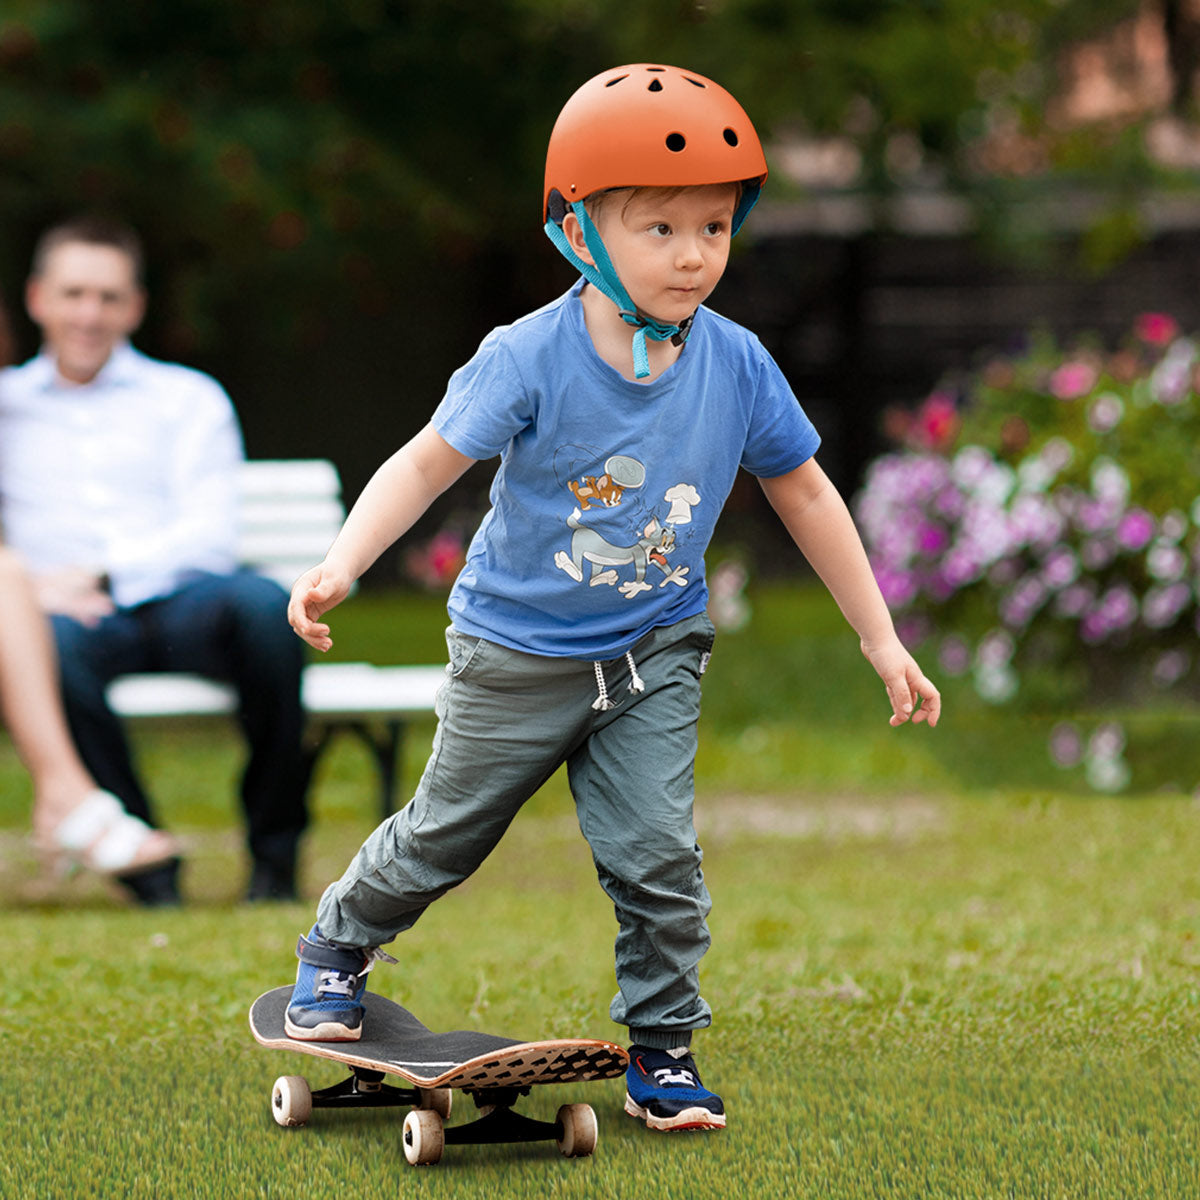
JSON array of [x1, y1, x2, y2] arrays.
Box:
[[561, 212, 597, 267]]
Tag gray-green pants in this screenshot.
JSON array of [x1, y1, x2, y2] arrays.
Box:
[[315, 612, 717, 1049]]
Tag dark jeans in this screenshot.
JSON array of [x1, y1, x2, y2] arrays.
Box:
[[52, 571, 308, 870]]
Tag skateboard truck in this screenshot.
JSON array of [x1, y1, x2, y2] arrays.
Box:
[[273, 1071, 598, 1165]]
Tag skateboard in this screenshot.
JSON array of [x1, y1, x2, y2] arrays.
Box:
[[249, 986, 629, 1165]]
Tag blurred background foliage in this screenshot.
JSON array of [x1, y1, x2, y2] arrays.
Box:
[[3, 0, 1198, 532]]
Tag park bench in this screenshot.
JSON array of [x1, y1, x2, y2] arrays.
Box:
[[105, 459, 444, 821]]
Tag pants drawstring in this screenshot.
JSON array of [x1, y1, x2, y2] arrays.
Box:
[[592, 651, 645, 712], [625, 650, 645, 694]]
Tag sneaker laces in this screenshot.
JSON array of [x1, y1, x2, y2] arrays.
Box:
[[316, 969, 360, 999], [653, 1065, 699, 1088], [654, 1048, 699, 1088], [315, 945, 397, 1000]]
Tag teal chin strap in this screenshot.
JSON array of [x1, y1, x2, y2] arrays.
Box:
[[544, 184, 761, 379], [544, 200, 687, 379]]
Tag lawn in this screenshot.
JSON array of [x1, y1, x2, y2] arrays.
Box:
[[2, 583, 1198, 1199]]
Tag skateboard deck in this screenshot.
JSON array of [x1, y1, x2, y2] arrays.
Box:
[[249, 986, 628, 1164]]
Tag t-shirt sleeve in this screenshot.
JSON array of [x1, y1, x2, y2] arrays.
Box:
[[739, 340, 821, 478], [432, 330, 532, 461]]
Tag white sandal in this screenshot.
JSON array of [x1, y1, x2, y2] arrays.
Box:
[[44, 790, 179, 876]]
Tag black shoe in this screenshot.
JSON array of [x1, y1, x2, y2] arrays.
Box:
[[117, 857, 183, 907], [245, 859, 297, 903], [624, 1045, 726, 1131]]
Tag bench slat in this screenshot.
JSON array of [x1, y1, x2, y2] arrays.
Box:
[[107, 663, 446, 720]]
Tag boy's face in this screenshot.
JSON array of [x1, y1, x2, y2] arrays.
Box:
[[26, 241, 145, 385], [577, 184, 738, 327]]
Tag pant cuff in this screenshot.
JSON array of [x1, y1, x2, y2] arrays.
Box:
[[628, 1027, 694, 1051]]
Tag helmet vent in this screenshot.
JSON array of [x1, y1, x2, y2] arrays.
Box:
[[605, 74, 629, 87], [665, 132, 686, 152], [684, 76, 706, 88], [647, 78, 663, 92], [723, 128, 739, 146]]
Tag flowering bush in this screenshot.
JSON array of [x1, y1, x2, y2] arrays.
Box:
[[855, 313, 1200, 711], [403, 525, 467, 591]]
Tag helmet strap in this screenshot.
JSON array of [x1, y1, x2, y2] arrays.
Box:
[[544, 200, 689, 380]]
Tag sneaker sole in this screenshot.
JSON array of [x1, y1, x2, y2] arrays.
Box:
[[624, 1094, 726, 1132], [284, 1013, 363, 1042]]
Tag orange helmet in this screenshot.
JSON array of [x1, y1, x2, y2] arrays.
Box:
[[544, 63, 767, 230]]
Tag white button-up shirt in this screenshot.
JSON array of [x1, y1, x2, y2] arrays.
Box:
[[0, 342, 243, 607]]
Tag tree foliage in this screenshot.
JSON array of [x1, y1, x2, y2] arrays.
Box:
[[2, 0, 1172, 353]]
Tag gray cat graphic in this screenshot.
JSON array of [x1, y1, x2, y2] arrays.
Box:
[[554, 509, 682, 598]]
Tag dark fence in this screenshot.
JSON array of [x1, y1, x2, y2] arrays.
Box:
[[718, 220, 1200, 500]]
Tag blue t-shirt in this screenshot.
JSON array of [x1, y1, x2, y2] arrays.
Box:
[[433, 281, 820, 659]]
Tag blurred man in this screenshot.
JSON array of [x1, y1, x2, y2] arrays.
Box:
[[0, 215, 309, 905]]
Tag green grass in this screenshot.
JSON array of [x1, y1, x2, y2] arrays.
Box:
[[2, 584, 1199, 1198]]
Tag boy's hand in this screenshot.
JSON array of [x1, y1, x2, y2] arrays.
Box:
[[861, 636, 941, 728], [288, 562, 354, 652]]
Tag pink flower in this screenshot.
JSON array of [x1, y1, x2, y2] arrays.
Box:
[[1049, 362, 1097, 400], [913, 392, 960, 451], [1135, 312, 1179, 346]]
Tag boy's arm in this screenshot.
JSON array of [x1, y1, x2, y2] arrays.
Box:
[[759, 457, 941, 727], [289, 424, 476, 651]]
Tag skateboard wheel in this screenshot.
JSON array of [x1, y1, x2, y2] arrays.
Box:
[[403, 1108, 444, 1166], [417, 1087, 453, 1120], [271, 1075, 312, 1127], [555, 1103, 598, 1158]]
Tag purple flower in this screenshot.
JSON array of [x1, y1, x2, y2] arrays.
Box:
[[1143, 581, 1191, 628], [874, 565, 919, 608], [1010, 493, 1065, 549], [1115, 508, 1155, 552], [1080, 537, 1116, 570], [1161, 510, 1188, 542], [1091, 459, 1130, 505], [1146, 542, 1187, 581], [976, 629, 1015, 668], [938, 635, 971, 675], [1153, 649, 1191, 687], [1056, 583, 1095, 618], [933, 484, 967, 521], [896, 615, 931, 646], [1149, 338, 1196, 405], [917, 522, 950, 556], [1049, 722, 1084, 768], [1075, 498, 1116, 535], [1081, 585, 1139, 642], [939, 547, 984, 588], [999, 575, 1048, 630], [1040, 546, 1079, 589], [1087, 392, 1124, 433]]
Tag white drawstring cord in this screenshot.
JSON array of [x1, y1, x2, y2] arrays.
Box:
[[625, 651, 645, 694], [592, 653, 645, 711], [592, 661, 613, 711]]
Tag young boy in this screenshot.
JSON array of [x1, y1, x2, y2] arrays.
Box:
[[284, 63, 941, 1133]]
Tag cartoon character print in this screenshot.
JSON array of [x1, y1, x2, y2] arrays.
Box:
[[553, 450, 701, 600], [565, 453, 645, 510]]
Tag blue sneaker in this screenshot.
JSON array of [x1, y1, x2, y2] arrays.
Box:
[[285, 925, 376, 1042], [624, 1045, 726, 1131]]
